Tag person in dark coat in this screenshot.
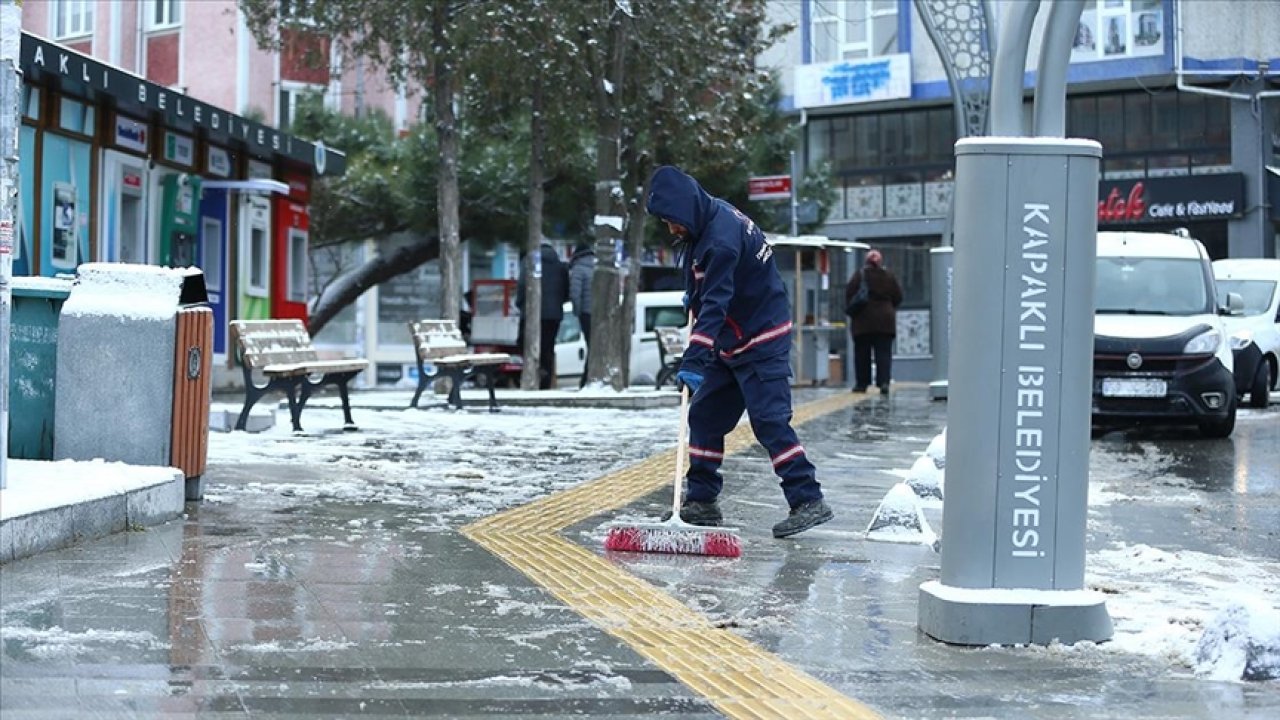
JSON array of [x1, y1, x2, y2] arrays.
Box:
[[516, 241, 569, 389], [845, 249, 903, 394], [567, 243, 596, 387], [646, 165, 833, 539]]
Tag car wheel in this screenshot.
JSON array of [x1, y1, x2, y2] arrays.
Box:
[[1248, 360, 1272, 409], [1198, 394, 1237, 438]]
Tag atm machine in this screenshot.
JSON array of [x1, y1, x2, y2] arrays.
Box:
[[271, 192, 310, 323], [158, 173, 203, 268], [98, 150, 148, 264]]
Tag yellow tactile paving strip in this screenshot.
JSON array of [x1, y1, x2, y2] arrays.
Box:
[[461, 390, 880, 719]]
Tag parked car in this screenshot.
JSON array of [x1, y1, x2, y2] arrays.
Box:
[[498, 291, 688, 387], [1092, 231, 1244, 438], [554, 291, 687, 385], [1213, 258, 1280, 408]]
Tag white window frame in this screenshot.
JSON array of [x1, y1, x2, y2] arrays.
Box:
[[145, 0, 182, 31], [277, 81, 327, 130], [286, 227, 309, 303], [811, 0, 899, 64], [51, 0, 95, 40], [243, 198, 271, 298]]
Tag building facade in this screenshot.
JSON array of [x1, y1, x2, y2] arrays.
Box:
[[15, 1, 435, 385], [761, 0, 1280, 381]]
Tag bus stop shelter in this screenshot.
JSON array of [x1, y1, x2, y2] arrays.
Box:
[[766, 235, 869, 386]]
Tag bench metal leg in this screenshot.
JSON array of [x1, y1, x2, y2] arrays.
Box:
[[655, 364, 677, 391], [410, 358, 431, 409], [285, 382, 305, 432], [444, 368, 466, 410], [235, 385, 263, 431], [476, 367, 501, 413], [410, 374, 429, 409], [335, 375, 357, 430]]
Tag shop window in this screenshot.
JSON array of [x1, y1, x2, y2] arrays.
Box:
[[880, 113, 903, 166], [287, 228, 308, 303], [1178, 92, 1206, 146], [52, 0, 94, 40], [830, 117, 854, 172], [1096, 95, 1124, 153], [1103, 156, 1145, 180], [202, 217, 224, 292], [146, 0, 181, 31], [1124, 93, 1151, 152], [811, 0, 899, 63], [22, 85, 40, 121], [1147, 154, 1189, 177], [1204, 95, 1231, 147], [247, 225, 269, 297], [854, 114, 879, 166], [58, 97, 95, 136], [903, 112, 928, 165], [1150, 92, 1178, 148], [807, 119, 831, 169], [1190, 151, 1232, 175], [1067, 96, 1097, 140], [927, 108, 954, 163]]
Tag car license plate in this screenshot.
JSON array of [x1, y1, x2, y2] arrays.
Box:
[[1101, 378, 1167, 397]]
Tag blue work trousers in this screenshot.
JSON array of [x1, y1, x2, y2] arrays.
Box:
[[684, 353, 822, 509]]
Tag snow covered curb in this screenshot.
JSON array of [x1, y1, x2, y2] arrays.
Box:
[[0, 459, 184, 563]]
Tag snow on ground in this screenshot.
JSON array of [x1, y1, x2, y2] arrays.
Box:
[[204, 403, 680, 526], [895, 428, 1280, 680]]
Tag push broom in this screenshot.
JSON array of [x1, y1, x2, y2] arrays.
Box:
[[603, 381, 742, 558]]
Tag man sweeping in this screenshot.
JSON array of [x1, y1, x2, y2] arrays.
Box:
[[645, 165, 833, 539]]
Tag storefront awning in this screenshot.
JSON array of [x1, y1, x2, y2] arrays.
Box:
[[202, 179, 291, 195]]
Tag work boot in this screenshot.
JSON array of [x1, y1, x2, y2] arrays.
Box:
[[772, 499, 834, 538], [660, 500, 723, 527]]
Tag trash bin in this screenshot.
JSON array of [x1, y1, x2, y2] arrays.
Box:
[[171, 268, 213, 500], [8, 276, 74, 460], [54, 264, 214, 500]]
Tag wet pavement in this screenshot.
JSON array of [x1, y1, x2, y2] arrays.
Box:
[[1, 385, 1278, 718]]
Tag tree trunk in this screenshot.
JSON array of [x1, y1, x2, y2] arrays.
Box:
[[433, 0, 461, 324], [585, 11, 628, 390], [520, 74, 547, 390], [306, 234, 438, 336]]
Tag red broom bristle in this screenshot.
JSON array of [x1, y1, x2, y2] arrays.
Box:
[[603, 525, 742, 558]]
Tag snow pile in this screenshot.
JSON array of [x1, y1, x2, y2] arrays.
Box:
[[905, 454, 944, 507], [61, 263, 184, 321], [1192, 600, 1280, 681], [865, 483, 936, 546], [924, 427, 946, 468]]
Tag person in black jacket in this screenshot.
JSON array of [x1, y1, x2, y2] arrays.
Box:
[[517, 241, 569, 389], [568, 243, 596, 387], [845, 249, 904, 394]]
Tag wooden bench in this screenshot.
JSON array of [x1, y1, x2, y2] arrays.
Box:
[[408, 320, 510, 412], [654, 325, 687, 390], [230, 319, 368, 432]]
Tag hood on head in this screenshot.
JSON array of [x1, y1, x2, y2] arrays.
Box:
[[646, 166, 712, 240]]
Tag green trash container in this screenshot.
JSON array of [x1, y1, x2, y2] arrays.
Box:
[[8, 276, 74, 460]]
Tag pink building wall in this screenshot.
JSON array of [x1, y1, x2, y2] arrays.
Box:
[[19, 1, 419, 133], [181, 0, 238, 113]]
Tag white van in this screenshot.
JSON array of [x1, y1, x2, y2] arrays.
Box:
[[555, 291, 687, 385], [1213, 258, 1280, 408], [1092, 231, 1243, 438]]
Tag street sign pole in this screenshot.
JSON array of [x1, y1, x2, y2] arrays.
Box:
[[0, 0, 23, 491], [917, 0, 1113, 646], [788, 151, 798, 236]]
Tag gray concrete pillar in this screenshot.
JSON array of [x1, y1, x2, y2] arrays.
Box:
[[918, 138, 1113, 646]]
